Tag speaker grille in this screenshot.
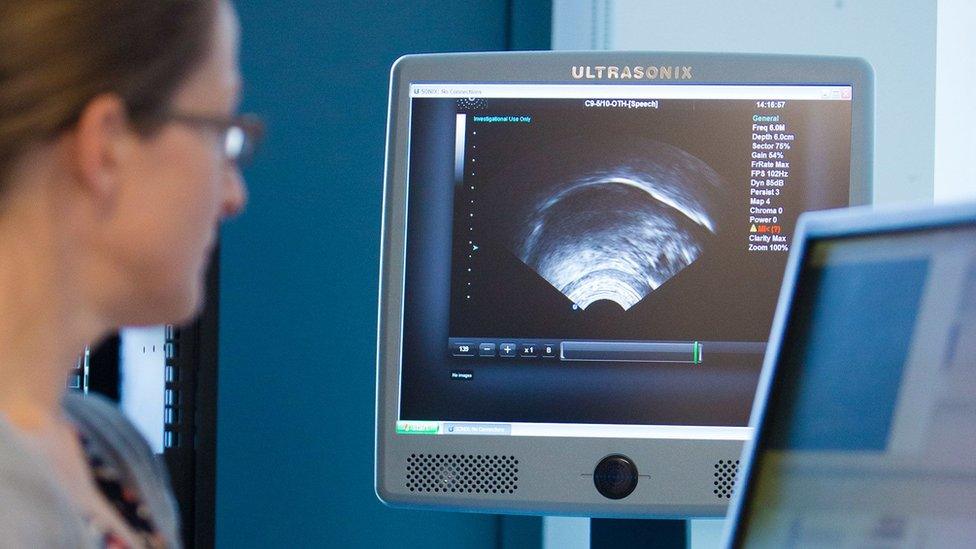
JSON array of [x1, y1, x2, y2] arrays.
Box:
[[713, 459, 740, 499], [406, 454, 519, 495]]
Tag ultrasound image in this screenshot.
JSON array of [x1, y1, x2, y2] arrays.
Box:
[[404, 95, 854, 425], [512, 140, 725, 311]]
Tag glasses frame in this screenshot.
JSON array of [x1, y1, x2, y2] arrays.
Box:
[[156, 112, 265, 166]]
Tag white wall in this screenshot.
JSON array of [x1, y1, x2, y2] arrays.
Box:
[[554, 0, 939, 206], [120, 325, 166, 454], [935, 0, 976, 203]]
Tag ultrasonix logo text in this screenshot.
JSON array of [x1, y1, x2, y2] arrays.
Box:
[[572, 65, 694, 80]]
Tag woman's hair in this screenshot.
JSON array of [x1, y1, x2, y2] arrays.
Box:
[[0, 0, 217, 188]]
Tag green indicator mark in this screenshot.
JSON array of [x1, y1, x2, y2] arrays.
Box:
[[396, 421, 440, 435], [693, 342, 702, 364]]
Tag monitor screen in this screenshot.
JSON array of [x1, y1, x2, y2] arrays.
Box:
[[398, 82, 854, 438], [738, 225, 976, 547]]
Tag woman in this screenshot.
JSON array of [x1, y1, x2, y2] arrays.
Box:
[[0, 1, 259, 546]]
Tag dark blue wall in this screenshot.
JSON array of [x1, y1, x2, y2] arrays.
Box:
[[217, 2, 548, 547]]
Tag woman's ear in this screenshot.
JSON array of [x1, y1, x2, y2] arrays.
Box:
[[68, 94, 131, 202]]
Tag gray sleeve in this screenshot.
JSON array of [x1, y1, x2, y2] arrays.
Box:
[[0, 445, 95, 549]]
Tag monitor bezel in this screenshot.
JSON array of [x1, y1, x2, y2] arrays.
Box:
[[377, 51, 874, 517], [723, 201, 976, 545]]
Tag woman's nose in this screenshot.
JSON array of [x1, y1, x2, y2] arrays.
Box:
[[221, 167, 247, 220]]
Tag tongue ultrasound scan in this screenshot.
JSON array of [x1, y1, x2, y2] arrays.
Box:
[[511, 138, 723, 312], [399, 85, 853, 428]]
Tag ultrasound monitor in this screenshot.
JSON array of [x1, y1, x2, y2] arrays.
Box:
[[725, 202, 976, 547], [376, 52, 873, 516]]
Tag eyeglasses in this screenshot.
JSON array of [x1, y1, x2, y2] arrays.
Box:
[[158, 112, 265, 166]]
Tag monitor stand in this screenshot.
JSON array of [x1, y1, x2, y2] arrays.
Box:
[[591, 519, 686, 548], [541, 518, 689, 548]]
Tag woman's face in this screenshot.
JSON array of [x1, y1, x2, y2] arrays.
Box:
[[103, 1, 246, 325]]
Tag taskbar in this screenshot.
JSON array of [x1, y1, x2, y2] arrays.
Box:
[[395, 420, 752, 440], [447, 338, 766, 364]]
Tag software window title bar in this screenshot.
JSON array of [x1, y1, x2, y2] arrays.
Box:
[[410, 83, 854, 101]]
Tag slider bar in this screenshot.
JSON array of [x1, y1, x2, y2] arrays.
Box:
[[561, 341, 701, 364]]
